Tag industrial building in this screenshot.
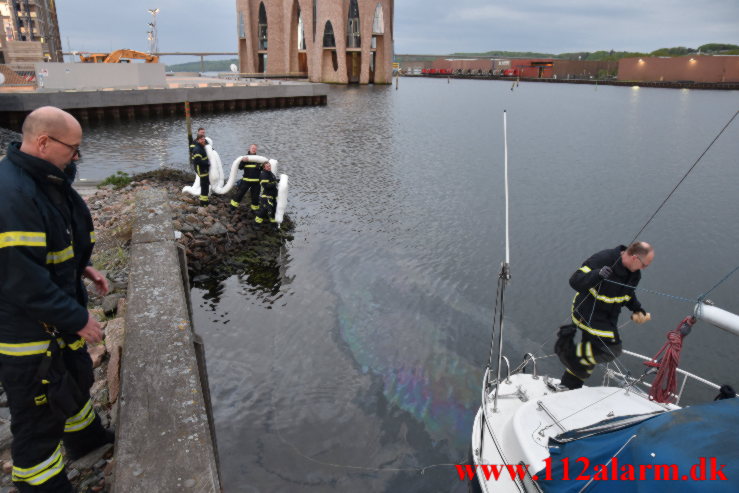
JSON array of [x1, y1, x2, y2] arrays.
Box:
[[0, 0, 62, 70], [406, 54, 738, 85], [427, 58, 618, 79], [235, 0, 394, 84], [618, 55, 739, 83]]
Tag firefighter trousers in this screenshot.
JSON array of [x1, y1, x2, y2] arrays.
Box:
[[230, 180, 260, 210], [0, 344, 109, 491], [197, 165, 210, 206], [554, 324, 622, 389], [255, 195, 276, 225]]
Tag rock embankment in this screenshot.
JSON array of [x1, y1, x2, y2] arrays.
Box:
[[89, 169, 294, 280]]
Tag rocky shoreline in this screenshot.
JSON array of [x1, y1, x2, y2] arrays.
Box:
[[0, 168, 292, 492]]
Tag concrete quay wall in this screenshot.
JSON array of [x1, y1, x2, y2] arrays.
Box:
[[0, 83, 328, 130], [115, 188, 220, 492]]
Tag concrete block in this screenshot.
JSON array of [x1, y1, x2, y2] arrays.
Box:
[[130, 189, 175, 245], [115, 195, 219, 491]]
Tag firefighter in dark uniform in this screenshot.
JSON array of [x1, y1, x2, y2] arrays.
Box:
[[254, 161, 278, 227], [191, 134, 210, 206], [230, 144, 262, 212], [188, 127, 205, 162], [0, 107, 113, 492], [556, 242, 654, 390]]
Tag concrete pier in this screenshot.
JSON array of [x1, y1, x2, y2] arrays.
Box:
[[0, 81, 328, 130], [115, 188, 220, 492]]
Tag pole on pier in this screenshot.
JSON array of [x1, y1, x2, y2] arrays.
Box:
[[185, 101, 192, 146]]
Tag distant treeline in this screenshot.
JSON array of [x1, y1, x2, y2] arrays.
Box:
[[169, 44, 739, 71], [403, 44, 739, 62], [166, 58, 239, 72]]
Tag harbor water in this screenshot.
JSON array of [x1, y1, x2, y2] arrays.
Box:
[[76, 79, 739, 492]]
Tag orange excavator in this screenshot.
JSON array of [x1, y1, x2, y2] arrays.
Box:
[[78, 49, 159, 64]]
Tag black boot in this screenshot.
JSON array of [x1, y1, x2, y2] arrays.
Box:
[[554, 324, 577, 368], [560, 371, 584, 390]]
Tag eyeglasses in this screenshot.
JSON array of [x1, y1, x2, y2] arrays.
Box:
[[634, 255, 650, 269], [47, 135, 81, 159]]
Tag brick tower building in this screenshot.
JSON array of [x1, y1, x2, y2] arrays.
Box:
[[235, 0, 393, 84]]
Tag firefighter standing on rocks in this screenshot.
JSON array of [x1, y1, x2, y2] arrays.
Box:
[[191, 134, 210, 207], [255, 161, 278, 227], [230, 144, 262, 212]]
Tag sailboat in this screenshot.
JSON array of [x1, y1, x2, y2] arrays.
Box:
[[469, 112, 739, 493]]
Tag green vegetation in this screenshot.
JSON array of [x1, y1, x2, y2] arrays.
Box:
[[92, 244, 129, 274], [165, 58, 239, 72], [451, 50, 556, 58], [558, 51, 646, 61], [399, 44, 739, 62], [98, 171, 132, 190], [698, 43, 739, 55]]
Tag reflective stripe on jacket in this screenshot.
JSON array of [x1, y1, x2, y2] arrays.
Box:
[[259, 169, 278, 199], [0, 143, 92, 343], [568, 245, 642, 341], [239, 152, 262, 182], [191, 142, 209, 177]]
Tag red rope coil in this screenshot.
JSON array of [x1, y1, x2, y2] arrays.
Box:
[[645, 316, 694, 404]]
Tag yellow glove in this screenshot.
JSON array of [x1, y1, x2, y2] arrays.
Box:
[[631, 311, 651, 324]]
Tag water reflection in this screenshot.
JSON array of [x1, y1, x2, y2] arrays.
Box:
[[79, 80, 739, 492], [194, 237, 293, 308]]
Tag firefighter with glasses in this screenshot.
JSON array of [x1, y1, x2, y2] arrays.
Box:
[[0, 106, 113, 492], [556, 242, 654, 390]]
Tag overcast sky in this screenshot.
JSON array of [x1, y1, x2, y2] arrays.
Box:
[[57, 0, 738, 63]]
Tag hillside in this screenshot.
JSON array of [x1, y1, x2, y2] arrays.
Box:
[[166, 58, 239, 72], [409, 43, 739, 61], [167, 44, 739, 71]]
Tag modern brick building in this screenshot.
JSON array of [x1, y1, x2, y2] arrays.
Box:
[[0, 0, 62, 69], [235, 0, 394, 84], [618, 55, 739, 83]]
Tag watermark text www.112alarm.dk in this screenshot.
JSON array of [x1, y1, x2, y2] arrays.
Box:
[[457, 457, 727, 482]]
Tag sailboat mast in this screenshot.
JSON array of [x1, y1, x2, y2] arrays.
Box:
[[494, 111, 512, 412], [504, 110, 510, 266]]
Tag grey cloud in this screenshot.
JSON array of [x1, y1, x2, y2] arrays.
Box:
[[56, 0, 737, 60]]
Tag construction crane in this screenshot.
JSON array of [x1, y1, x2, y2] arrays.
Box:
[[78, 49, 160, 64]]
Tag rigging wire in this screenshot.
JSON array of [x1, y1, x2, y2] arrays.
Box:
[[698, 262, 739, 301], [603, 278, 696, 304], [630, 109, 739, 243]]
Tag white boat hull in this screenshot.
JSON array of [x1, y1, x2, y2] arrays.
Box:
[[470, 373, 675, 492]]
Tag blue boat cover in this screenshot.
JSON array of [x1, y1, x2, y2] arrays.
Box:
[[537, 398, 739, 492]]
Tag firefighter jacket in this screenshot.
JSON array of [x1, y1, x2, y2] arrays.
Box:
[[191, 141, 209, 177], [259, 169, 278, 199], [569, 245, 644, 343], [238, 152, 261, 182], [0, 143, 94, 345]]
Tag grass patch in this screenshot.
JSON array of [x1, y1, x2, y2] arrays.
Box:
[[99, 171, 132, 190], [92, 245, 129, 273]]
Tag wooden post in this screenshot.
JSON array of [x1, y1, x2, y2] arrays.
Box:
[[185, 101, 192, 143]]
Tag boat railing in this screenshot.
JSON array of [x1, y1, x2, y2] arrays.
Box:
[[603, 349, 721, 405], [521, 353, 539, 379]]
